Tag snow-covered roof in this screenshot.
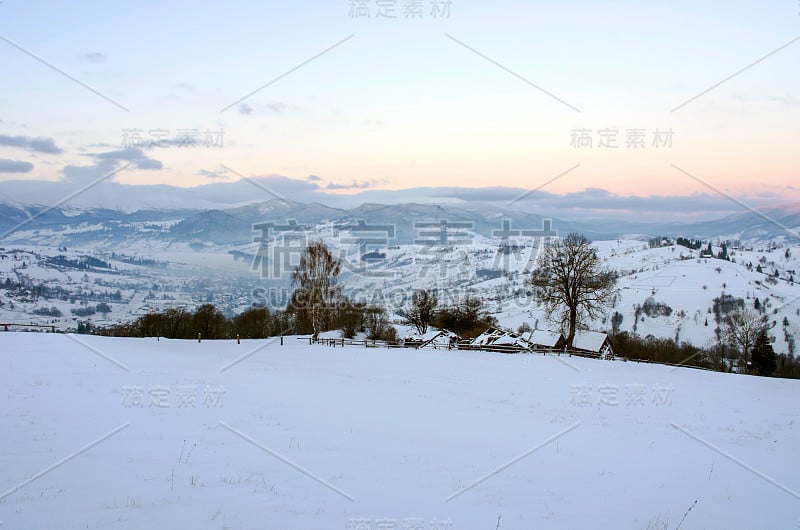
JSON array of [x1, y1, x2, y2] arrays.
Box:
[[405, 329, 446, 342], [472, 327, 508, 345], [527, 330, 563, 348], [403, 329, 456, 348], [472, 327, 530, 349], [492, 335, 520, 345], [572, 331, 609, 352]]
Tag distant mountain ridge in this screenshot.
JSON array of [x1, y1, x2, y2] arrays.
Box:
[[0, 200, 798, 246]]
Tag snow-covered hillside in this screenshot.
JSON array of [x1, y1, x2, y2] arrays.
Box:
[[1, 235, 798, 354], [1, 334, 799, 529]]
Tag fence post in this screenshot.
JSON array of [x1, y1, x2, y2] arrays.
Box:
[[280, 336, 284, 346]]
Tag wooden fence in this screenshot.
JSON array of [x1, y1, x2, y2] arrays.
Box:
[[0, 323, 57, 333], [298, 337, 407, 349], [299, 336, 615, 357], [301, 338, 713, 370], [619, 356, 714, 371]]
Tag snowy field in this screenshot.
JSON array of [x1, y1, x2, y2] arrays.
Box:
[[1, 333, 799, 529], [3, 240, 798, 355]]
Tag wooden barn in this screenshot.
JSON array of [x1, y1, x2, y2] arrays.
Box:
[[526, 330, 566, 352], [571, 330, 614, 359], [403, 330, 458, 349], [466, 327, 533, 353]]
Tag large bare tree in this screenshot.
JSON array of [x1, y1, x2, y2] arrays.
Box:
[[722, 308, 765, 372], [291, 241, 341, 339], [530, 233, 618, 349], [402, 289, 438, 334]]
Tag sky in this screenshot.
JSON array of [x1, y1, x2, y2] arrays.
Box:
[[0, 0, 798, 217]]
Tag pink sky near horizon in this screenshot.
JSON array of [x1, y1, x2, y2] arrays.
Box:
[[0, 1, 798, 207]]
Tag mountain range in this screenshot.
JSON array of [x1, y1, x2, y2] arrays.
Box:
[[1, 200, 799, 247]]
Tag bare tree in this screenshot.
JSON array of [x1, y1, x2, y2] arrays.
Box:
[[290, 241, 341, 339], [192, 303, 229, 339], [431, 296, 497, 339], [530, 233, 618, 349], [722, 308, 765, 372], [403, 289, 438, 334]]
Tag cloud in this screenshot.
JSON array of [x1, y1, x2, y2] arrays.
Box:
[[527, 188, 739, 214], [198, 168, 229, 180], [400, 185, 741, 215], [131, 157, 162, 170], [0, 159, 34, 173], [264, 102, 289, 113], [82, 52, 107, 63], [63, 159, 118, 184], [327, 179, 380, 190], [173, 82, 195, 92], [0, 134, 63, 154], [61, 147, 163, 185], [234, 102, 289, 115], [231, 175, 322, 196], [94, 147, 163, 170], [0, 172, 331, 211], [424, 186, 524, 202], [2, 161, 792, 227]]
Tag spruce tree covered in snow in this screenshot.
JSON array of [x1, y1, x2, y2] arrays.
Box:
[[751, 328, 776, 377], [610, 311, 624, 334], [530, 233, 618, 349]]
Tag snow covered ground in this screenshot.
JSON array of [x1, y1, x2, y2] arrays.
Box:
[[3, 238, 799, 354], [2, 333, 799, 529]]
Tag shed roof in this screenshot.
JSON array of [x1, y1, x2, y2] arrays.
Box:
[[572, 330, 609, 352]]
